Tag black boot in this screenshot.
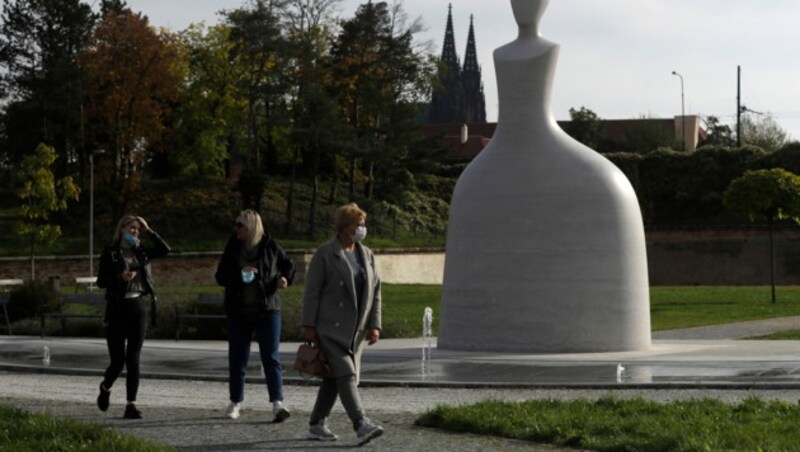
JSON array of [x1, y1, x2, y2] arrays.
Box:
[[97, 383, 110, 412], [124, 403, 142, 419]]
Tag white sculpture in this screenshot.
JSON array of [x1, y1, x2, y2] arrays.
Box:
[[438, 0, 651, 353]]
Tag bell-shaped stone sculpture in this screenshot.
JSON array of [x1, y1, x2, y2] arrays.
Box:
[[438, 0, 651, 353]]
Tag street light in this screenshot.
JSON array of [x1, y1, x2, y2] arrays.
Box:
[[89, 149, 106, 280], [671, 71, 686, 151]]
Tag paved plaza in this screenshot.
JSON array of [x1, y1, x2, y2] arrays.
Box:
[[1, 316, 800, 450]]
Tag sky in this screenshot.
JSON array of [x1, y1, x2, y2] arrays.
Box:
[[117, 0, 800, 140]]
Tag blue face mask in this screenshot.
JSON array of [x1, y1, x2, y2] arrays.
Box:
[[123, 233, 138, 247], [241, 270, 255, 284]]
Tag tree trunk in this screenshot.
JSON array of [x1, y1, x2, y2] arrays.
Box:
[[348, 155, 356, 200], [308, 174, 319, 239], [29, 236, 35, 282], [769, 217, 776, 303], [285, 145, 299, 235], [328, 168, 338, 205], [364, 160, 374, 199]]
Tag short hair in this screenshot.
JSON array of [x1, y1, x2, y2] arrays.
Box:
[[334, 203, 367, 233], [111, 215, 140, 245], [236, 209, 265, 248]]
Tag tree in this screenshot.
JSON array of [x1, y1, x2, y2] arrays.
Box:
[[739, 113, 788, 152], [15, 143, 80, 280], [700, 115, 735, 147], [723, 168, 800, 303], [0, 0, 96, 171], [283, 0, 341, 237], [81, 5, 181, 218], [329, 1, 436, 200], [566, 106, 602, 149], [224, 0, 294, 212], [170, 23, 246, 178]]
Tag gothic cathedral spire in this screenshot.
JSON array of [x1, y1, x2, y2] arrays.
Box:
[[427, 5, 486, 124], [461, 15, 486, 123], [441, 4, 460, 75]]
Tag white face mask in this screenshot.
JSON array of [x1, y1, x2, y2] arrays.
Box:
[[351, 226, 367, 243]]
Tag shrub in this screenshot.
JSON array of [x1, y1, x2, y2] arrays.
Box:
[[7, 281, 60, 321]]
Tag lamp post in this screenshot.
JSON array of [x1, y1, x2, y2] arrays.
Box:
[[671, 71, 686, 151], [89, 149, 106, 279]]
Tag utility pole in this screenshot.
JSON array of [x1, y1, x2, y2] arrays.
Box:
[[736, 65, 741, 147]]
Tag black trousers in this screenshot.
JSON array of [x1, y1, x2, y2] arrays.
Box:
[[102, 297, 147, 402]]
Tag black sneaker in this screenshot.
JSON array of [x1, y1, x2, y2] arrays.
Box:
[[123, 403, 142, 419], [97, 384, 110, 412]]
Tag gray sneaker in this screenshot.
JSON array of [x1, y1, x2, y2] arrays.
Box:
[[308, 422, 338, 441], [356, 419, 383, 445]]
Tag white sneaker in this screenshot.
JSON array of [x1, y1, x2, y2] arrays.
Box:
[[225, 402, 241, 419], [308, 422, 338, 441], [272, 401, 290, 423]]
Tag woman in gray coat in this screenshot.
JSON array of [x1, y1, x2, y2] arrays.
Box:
[[302, 203, 383, 445]]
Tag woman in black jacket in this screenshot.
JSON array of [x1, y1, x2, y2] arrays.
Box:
[[215, 209, 295, 422], [96, 215, 170, 419]]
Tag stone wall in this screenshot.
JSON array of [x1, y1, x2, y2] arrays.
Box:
[[0, 250, 440, 286], [1, 228, 799, 286]]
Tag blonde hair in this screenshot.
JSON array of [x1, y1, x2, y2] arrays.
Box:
[[334, 203, 367, 233], [111, 215, 141, 245], [236, 209, 265, 248]]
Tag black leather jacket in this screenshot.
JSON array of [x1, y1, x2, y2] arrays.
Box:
[[215, 233, 295, 315], [97, 229, 171, 320]]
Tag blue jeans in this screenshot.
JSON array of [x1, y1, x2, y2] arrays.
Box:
[[227, 310, 283, 403]]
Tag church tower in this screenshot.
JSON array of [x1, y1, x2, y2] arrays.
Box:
[[461, 15, 486, 123], [427, 5, 486, 124]]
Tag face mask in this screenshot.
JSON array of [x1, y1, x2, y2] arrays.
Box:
[[123, 233, 139, 247], [351, 226, 367, 243], [241, 269, 255, 284]]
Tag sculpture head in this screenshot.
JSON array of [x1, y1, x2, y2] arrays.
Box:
[[511, 0, 549, 36]]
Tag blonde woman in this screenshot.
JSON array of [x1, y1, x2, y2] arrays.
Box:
[[215, 209, 295, 422], [302, 203, 383, 445], [96, 215, 170, 419]]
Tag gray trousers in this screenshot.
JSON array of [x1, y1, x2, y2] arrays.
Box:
[[309, 375, 365, 429]]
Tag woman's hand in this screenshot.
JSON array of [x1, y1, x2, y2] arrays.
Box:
[[136, 216, 150, 232], [366, 328, 380, 345], [304, 326, 318, 343], [122, 270, 137, 281], [277, 276, 288, 290]]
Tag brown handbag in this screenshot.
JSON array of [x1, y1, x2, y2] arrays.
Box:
[[293, 342, 329, 378]]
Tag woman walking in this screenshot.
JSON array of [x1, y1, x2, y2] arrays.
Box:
[[96, 215, 170, 419], [216, 209, 295, 422], [302, 203, 383, 445]]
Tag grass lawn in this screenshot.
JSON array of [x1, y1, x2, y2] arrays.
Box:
[[649, 285, 800, 330], [416, 396, 800, 451], [413, 286, 800, 450], [0, 405, 169, 451], [18, 283, 800, 339]]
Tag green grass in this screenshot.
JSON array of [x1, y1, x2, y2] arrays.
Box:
[[17, 284, 800, 339], [18, 283, 442, 341], [0, 404, 170, 451], [650, 286, 800, 330], [416, 396, 800, 451]]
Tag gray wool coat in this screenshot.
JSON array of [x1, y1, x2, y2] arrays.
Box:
[[302, 237, 382, 380]]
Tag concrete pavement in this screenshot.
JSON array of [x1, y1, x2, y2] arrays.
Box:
[[2, 317, 800, 450], [3, 317, 800, 387]]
